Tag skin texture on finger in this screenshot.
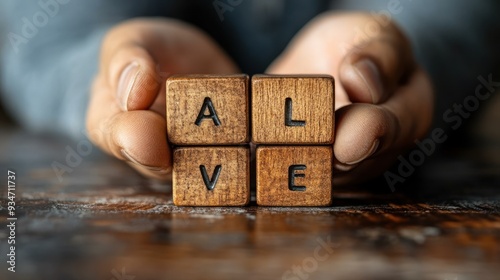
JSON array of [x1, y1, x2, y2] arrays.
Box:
[[87, 18, 241, 180], [334, 68, 433, 185], [86, 76, 122, 155], [100, 18, 239, 79], [267, 12, 414, 107], [87, 77, 171, 172], [266, 12, 434, 185], [87, 81, 171, 180], [113, 110, 172, 180], [380, 67, 434, 146], [266, 13, 382, 109], [107, 45, 161, 111], [99, 18, 239, 113], [333, 103, 395, 166], [339, 28, 415, 104]]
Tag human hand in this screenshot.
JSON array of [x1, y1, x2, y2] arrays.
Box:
[[267, 12, 434, 185], [86, 19, 238, 180]]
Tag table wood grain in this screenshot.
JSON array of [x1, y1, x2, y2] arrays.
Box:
[[1, 121, 499, 279]]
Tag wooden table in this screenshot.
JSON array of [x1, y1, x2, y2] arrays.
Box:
[[1, 101, 500, 279]]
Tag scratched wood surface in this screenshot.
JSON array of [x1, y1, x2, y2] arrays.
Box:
[[1, 96, 500, 280]]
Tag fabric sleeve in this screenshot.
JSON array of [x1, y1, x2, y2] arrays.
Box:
[[0, 0, 187, 139]]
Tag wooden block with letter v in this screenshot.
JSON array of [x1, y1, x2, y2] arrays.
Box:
[[256, 146, 333, 206], [166, 74, 249, 145], [173, 147, 250, 206], [251, 75, 335, 144]]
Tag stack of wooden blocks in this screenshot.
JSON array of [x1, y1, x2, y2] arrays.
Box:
[[166, 74, 335, 207]]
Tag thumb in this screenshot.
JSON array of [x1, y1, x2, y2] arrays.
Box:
[[339, 20, 415, 104], [101, 18, 240, 112]]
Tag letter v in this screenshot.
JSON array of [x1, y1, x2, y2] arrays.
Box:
[[199, 165, 222, 190]]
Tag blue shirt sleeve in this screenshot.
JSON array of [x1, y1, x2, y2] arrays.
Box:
[[0, 0, 187, 138]]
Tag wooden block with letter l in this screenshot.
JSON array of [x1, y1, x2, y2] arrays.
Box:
[[251, 75, 335, 144], [166, 74, 249, 145], [256, 146, 333, 206], [173, 147, 250, 206]]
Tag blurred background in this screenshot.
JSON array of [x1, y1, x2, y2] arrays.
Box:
[[1, 1, 500, 280]]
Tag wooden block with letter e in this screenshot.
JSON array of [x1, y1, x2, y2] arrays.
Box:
[[256, 146, 333, 206], [166, 74, 249, 145], [173, 147, 250, 206], [252, 75, 335, 144]]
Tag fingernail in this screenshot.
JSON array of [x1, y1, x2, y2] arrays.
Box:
[[120, 149, 171, 174], [334, 161, 358, 172], [117, 62, 140, 111], [353, 59, 384, 103], [344, 139, 380, 165]]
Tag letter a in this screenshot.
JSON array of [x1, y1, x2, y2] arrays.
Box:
[[195, 97, 221, 126]]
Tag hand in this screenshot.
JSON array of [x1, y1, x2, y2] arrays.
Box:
[[86, 18, 238, 180], [267, 12, 434, 185]]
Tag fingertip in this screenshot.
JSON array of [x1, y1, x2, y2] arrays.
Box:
[[334, 104, 393, 165], [116, 61, 140, 111], [108, 46, 162, 111], [111, 111, 172, 178], [121, 149, 172, 181], [340, 24, 414, 105], [340, 56, 386, 104]]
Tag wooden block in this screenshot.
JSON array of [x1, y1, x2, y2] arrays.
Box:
[[251, 75, 335, 144], [256, 146, 332, 206], [173, 147, 250, 206], [166, 74, 249, 145]]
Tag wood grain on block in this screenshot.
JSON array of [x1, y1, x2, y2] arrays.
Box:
[[166, 74, 249, 145], [173, 147, 250, 206], [252, 75, 335, 144], [256, 146, 333, 206]]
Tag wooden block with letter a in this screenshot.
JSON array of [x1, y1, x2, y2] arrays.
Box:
[[173, 147, 250, 206], [251, 75, 335, 144], [166, 74, 249, 145], [256, 146, 332, 206]]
